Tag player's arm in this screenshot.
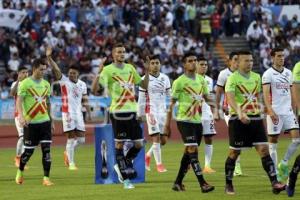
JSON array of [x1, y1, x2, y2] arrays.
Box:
[[46, 46, 62, 80], [82, 94, 91, 121], [215, 85, 224, 115], [16, 95, 26, 127], [262, 84, 278, 123], [46, 96, 55, 133], [91, 57, 106, 96], [10, 81, 19, 97], [292, 83, 300, 112], [139, 57, 150, 90], [163, 98, 176, 137]]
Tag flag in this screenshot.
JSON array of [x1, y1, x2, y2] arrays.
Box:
[[0, 9, 27, 30]]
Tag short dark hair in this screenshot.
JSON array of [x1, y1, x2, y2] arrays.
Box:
[[229, 51, 239, 60], [237, 51, 252, 56], [18, 66, 28, 72], [148, 55, 160, 61], [113, 43, 125, 50], [32, 58, 47, 70], [198, 56, 208, 62], [270, 47, 284, 56], [182, 52, 196, 63], [68, 65, 80, 72]]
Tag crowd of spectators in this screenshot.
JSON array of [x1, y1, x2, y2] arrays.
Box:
[[0, 0, 299, 99]]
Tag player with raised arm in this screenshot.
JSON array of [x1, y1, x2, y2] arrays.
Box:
[[196, 57, 217, 173], [138, 55, 171, 173], [262, 48, 299, 182], [15, 58, 54, 186], [215, 52, 243, 176], [10, 67, 28, 167], [164, 52, 214, 193], [95, 43, 149, 189], [46, 47, 91, 170], [224, 51, 285, 195]]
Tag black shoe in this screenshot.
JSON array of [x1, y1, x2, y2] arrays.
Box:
[[225, 184, 235, 195], [201, 182, 215, 193], [272, 182, 286, 194], [172, 183, 186, 191]]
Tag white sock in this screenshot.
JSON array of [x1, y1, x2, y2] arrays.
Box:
[[235, 155, 241, 165], [204, 144, 213, 167], [269, 143, 278, 167], [283, 138, 300, 163], [66, 139, 75, 165], [152, 143, 162, 165], [16, 137, 24, 156], [74, 137, 85, 149], [146, 145, 154, 157]]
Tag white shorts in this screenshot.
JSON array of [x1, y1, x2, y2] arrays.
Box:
[[15, 117, 24, 137], [267, 114, 299, 135], [62, 112, 85, 133], [202, 119, 217, 135], [146, 113, 166, 135]]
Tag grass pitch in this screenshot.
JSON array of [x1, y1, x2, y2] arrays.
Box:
[[0, 139, 299, 200]]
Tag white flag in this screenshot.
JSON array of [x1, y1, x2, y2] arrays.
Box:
[[0, 9, 27, 30]]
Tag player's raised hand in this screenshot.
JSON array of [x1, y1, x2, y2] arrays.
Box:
[[143, 56, 150, 72], [98, 57, 107, 74], [46, 46, 52, 57]]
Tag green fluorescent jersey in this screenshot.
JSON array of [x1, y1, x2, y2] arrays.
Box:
[[171, 74, 208, 123], [99, 63, 142, 113], [18, 77, 51, 123], [225, 71, 261, 116], [293, 62, 300, 84], [293, 62, 300, 115]]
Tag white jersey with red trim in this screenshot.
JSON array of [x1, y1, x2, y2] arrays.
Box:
[[138, 73, 171, 116], [11, 81, 19, 117], [262, 67, 293, 115], [59, 75, 87, 114], [202, 75, 214, 120], [216, 68, 234, 109]]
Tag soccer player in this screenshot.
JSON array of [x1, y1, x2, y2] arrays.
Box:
[[262, 48, 299, 182], [138, 55, 171, 173], [196, 57, 216, 173], [164, 52, 214, 193], [215, 52, 243, 176], [46, 47, 91, 170], [224, 51, 286, 195], [15, 58, 54, 186], [10, 67, 28, 167], [96, 43, 149, 189], [286, 61, 300, 197]]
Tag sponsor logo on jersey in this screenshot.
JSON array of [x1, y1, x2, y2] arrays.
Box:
[[275, 82, 289, 89]]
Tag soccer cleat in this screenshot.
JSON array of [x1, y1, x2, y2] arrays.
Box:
[[42, 177, 54, 186], [145, 154, 151, 171], [172, 183, 186, 191], [68, 163, 78, 171], [286, 185, 295, 197], [156, 164, 167, 173], [123, 179, 135, 189], [203, 166, 216, 174], [200, 182, 215, 193], [234, 163, 242, 176], [272, 182, 286, 194], [114, 164, 124, 183], [225, 184, 235, 195], [101, 166, 108, 179], [15, 169, 24, 185], [64, 151, 69, 167], [278, 162, 289, 182]]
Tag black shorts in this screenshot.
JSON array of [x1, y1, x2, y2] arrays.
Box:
[[176, 121, 202, 146], [23, 121, 52, 148], [110, 112, 143, 141], [229, 116, 267, 149]]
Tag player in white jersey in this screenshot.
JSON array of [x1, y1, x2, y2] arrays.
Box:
[[196, 57, 217, 173], [215, 51, 243, 176], [46, 47, 91, 170], [138, 55, 171, 173], [262, 47, 300, 182], [10, 67, 28, 167]]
